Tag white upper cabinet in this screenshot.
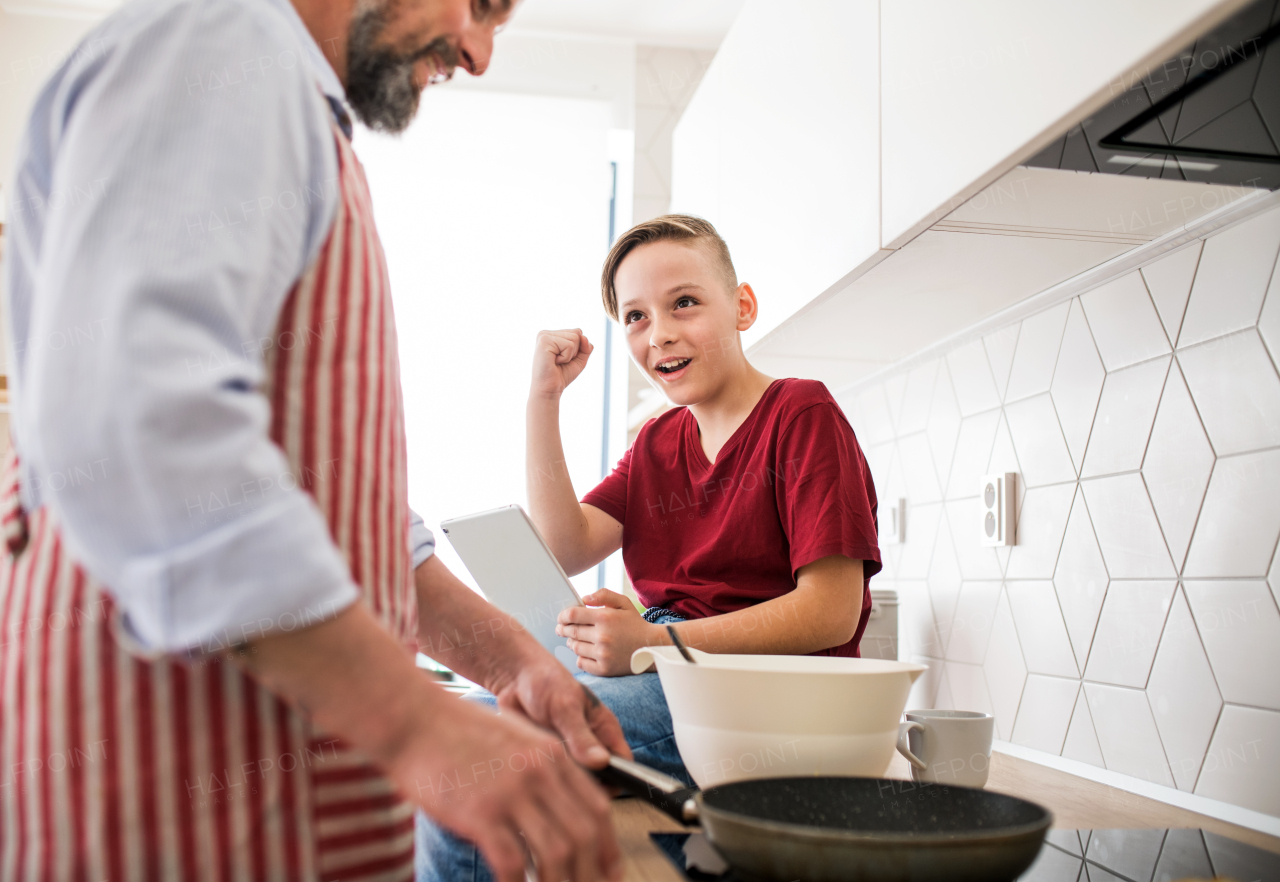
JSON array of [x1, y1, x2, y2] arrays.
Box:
[[880, 0, 1242, 248], [672, 0, 881, 348]]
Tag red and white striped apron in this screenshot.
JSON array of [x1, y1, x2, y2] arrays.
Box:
[[0, 121, 418, 880]]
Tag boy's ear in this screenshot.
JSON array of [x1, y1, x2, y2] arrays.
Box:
[[735, 282, 759, 332]]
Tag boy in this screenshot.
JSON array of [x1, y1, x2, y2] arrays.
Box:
[[417, 215, 880, 881]]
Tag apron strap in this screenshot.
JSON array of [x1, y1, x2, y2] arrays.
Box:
[[1, 445, 30, 557]]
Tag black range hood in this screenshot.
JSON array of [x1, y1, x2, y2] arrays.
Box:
[[1027, 0, 1280, 190]]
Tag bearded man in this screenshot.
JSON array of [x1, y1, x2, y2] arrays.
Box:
[[0, 1, 627, 880]]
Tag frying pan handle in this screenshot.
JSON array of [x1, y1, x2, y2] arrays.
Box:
[[897, 721, 928, 771], [597, 756, 699, 825]]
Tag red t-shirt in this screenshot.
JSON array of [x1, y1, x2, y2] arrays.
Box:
[[582, 378, 881, 657]]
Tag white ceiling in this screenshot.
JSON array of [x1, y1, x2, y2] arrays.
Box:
[[508, 0, 744, 47]]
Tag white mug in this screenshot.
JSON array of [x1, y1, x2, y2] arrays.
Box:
[[896, 709, 994, 788]]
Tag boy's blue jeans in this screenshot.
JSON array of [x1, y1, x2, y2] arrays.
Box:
[[415, 614, 692, 882]]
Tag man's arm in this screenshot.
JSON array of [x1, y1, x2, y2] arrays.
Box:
[[230, 603, 623, 882], [526, 330, 623, 574], [559, 556, 864, 676]]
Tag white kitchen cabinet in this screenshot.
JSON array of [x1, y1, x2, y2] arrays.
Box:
[[671, 0, 881, 348], [880, 0, 1245, 248]]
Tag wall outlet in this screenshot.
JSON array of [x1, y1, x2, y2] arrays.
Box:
[[880, 498, 906, 545], [980, 474, 1017, 547]]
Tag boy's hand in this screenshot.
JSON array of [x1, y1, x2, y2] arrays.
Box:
[[557, 589, 660, 677], [532, 329, 593, 400]]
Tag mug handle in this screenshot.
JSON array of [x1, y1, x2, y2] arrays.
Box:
[[896, 721, 927, 771]]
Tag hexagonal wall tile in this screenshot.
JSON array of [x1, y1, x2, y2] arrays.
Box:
[[1006, 301, 1070, 403], [946, 338, 1000, 417], [897, 580, 943, 660], [1004, 394, 1075, 487], [984, 589, 1026, 741], [927, 518, 963, 654], [1141, 242, 1201, 345], [1179, 329, 1280, 456], [1083, 581, 1175, 689], [1081, 475, 1175, 578], [1054, 491, 1110, 667], [1051, 299, 1106, 471], [941, 661, 994, 716], [1062, 688, 1105, 767], [899, 431, 942, 504], [927, 363, 963, 491], [944, 499, 1003, 581], [984, 324, 1020, 403], [1184, 581, 1280, 711], [945, 581, 1001, 665], [1195, 705, 1280, 816], [1085, 683, 1175, 786], [1012, 675, 1079, 755], [1081, 357, 1170, 479], [1178, 205, 1280, 348], [854, 384, 894, 446], [1184, 449, 1280, 579], [898, 502, 942, 580], [1143, 361, 1215, 572], [1006, 483, 1075, 580], [1080, 272, 1171, 371], [945, 410, 1000, 500], [987, 413, 1021, 479], [1146, 587, 1223, 792], [1007, 582, 1079, 678], [885, 372, 907, 436], [1259, 258, 1280, 365], [897, 359, 939, 436]]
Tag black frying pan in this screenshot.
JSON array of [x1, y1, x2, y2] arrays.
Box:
[[600, 756, 1051, 882]]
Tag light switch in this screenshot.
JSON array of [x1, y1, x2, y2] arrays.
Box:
[[980, 474, 1017, 547], [880, 498, 906, 545]]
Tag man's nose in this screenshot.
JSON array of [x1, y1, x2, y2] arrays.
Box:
[[461, 26, 496, 76]]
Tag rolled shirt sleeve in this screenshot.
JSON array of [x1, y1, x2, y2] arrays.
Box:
[[408, 509, 436, 570], [6, 0, 359, 653]]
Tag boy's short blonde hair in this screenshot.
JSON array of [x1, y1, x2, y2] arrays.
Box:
[[600, 214, 738, 321]]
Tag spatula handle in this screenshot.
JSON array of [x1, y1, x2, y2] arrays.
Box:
[[596, 756, 699, 824]]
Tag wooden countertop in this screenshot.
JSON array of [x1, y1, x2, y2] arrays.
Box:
[[613, 750, 1280, 881]]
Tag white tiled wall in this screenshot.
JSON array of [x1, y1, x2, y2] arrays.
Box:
[[841, 203, 1280, 818]]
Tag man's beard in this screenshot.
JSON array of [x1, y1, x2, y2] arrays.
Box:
[[346, 3, 459, 134]]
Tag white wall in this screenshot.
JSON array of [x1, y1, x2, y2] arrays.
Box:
[[671, 0, 881, 349], [357, 89, 618, 597], [842, 202, 1280, 819]]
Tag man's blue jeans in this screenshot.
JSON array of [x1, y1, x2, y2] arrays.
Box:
[[415, 616, 691, 882]]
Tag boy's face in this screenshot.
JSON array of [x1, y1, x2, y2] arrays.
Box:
[[616, 239, 757, 406]]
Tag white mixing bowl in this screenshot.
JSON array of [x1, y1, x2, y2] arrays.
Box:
[[631, 646, 926, 788]]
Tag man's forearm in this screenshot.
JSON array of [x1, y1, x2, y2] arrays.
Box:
[[526, 394, 592, 570], [229, 602, 447, 772], [413, 554, 546, 691]]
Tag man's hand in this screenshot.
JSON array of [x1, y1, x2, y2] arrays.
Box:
[[531, 329, 593, 400], [228, 602, 622, 882], [557, 589, 661, 677], [402, 694, 623, 882], [488, 640, 633, 765]]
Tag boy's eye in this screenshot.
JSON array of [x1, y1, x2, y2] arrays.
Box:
[[624, 311, 644, 325], [674, 296, 697, 309]]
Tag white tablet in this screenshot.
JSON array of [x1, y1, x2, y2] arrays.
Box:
[[439, 505, 584, 671]]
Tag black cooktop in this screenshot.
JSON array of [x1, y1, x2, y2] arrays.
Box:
[[650, 827, 1280, 881]]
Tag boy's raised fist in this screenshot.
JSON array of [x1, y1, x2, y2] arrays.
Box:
[[531, 329, 594, 399]]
